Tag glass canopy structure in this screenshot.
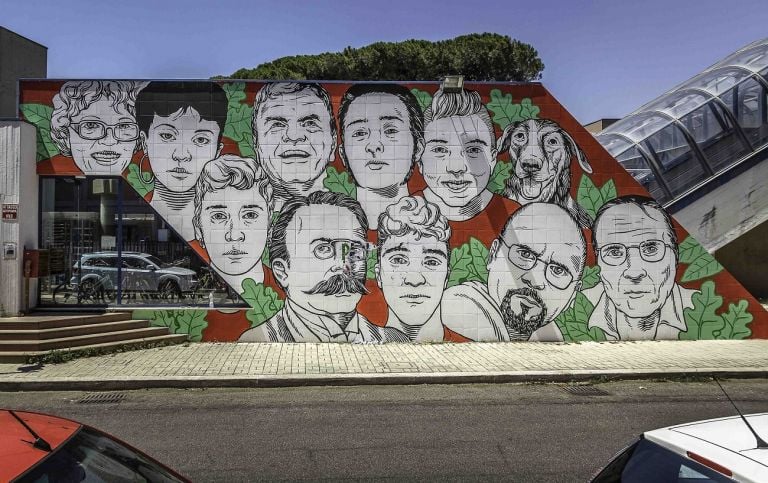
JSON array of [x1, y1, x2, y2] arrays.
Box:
[[596, 38, 768, 205]]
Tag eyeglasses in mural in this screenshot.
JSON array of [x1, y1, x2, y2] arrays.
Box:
[[19, 79, 768, 343]]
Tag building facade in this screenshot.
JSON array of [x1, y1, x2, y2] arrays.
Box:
[[4, 79, 766, 343]]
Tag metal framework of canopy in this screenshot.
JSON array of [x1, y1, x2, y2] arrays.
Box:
[[597, 38, 768, 204]]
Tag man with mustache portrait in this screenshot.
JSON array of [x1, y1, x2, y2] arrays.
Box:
[[252, 82, 336, 211], [441, 203, 586, 342], [238, 192, 408, 343]]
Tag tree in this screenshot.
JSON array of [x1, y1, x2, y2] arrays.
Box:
[[221, 33, 544, 82]]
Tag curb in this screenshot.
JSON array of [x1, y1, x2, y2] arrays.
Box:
[[2, 368, 767, 391]]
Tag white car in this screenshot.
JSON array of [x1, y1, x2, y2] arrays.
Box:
[[591, 413, 768, 482]]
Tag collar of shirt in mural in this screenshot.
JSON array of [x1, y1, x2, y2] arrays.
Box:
[[18, 78, 767, 343]]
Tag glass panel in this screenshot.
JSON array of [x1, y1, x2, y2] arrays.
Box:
[[620, 439, 732, 483], [643, 123, 707, 197], [680, 101, 750, 171], [39, 177, 244, 307], [39, 177, 118, 306], [646, 91, 710, 120], [607, 113, 673, 143], [684, 67, 752, 97], [119, 179, 240, 306], [19, 427, 184, 482], [596, 133, 633, 158], [736, 76, 768, 148], [714, 43, 768, 73], [616, 146, 669, 203]]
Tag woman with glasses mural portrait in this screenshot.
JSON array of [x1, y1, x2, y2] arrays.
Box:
[[135, 81, 228, 241], [50, 81, 146, 176]]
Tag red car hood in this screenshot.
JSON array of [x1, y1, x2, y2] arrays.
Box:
[[0, 409, 81, 481]]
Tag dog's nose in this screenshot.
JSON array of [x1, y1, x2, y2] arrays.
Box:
[[521, 159, 542, 172]]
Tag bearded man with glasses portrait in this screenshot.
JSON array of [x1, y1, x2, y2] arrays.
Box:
[[586, 195, 695, 340], [442, 202, 587, 342]]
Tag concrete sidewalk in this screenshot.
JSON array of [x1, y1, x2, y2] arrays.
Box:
[[0, 340, 767, 391]]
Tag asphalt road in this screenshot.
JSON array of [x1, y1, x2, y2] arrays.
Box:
[[2, 379, 768, 482]]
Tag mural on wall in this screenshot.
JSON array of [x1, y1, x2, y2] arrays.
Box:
[[19, 79, 768, 343]]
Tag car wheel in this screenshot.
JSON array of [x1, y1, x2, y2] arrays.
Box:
[[158, 280, 182, 301]]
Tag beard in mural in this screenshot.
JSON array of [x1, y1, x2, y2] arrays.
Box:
[[192, 155, 273, 293], [375, 196, 451, 342], [497, 118, 594, 228], [238, 191, 407, 343], [338, 84, 425, 228], [442, 202, 586, 342], [252, 82, 336, 210], [50, 81, 145, 176], [587, 195, 695, 340], [419, 87, 498, 222], [136, 81, 227, 242]]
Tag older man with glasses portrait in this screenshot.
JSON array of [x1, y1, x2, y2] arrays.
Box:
[[442, 202, 586, 342], [586, 195, 695, 340]]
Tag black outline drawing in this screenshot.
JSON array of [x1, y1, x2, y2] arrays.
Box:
[[136, 81, 228, 241], [192, 154, 274, 292], [375, 196, 451, 341], [442, 202, 586, 342], [238, 191, 408, 343], [338, 83, 425, 227], [419, 87, 499, 221], [50, 81, 146, 175], [497, 119, 593, 227], [586, 195, 696, 340], [252, 82, 336, 210]]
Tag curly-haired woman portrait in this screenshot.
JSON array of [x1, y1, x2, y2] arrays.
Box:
[[50, 80, 146, 175]]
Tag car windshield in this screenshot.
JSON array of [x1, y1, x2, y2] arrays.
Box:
[[16, 427, 185, 483]]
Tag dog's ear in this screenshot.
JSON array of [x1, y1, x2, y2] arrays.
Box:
[[497, 122, 520, 160], [561, 130, 592, 174]]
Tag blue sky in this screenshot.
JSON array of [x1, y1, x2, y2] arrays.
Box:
[[4, 0, 768, 123]]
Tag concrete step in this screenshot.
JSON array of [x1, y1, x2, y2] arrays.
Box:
[[0, 319, 152, 340], [0, 327, 174, 352], [0, 334, 189, 363], [0, 312, 132, 330]]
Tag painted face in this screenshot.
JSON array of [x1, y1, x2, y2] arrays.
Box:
[[595, 204, 677, 318], [377, 232, 449, 326], [68, 97, 138, 175], [342, 93, 415, 189], [145, 107, 221, 192], [487, 204, 584, 333], [276, 203, 368, 315], [420, 115, 496, 207], [199, 185, 269, 277], [255, 90, 334, 187]]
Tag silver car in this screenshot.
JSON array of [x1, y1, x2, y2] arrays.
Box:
[[71, 252, 197, 301]]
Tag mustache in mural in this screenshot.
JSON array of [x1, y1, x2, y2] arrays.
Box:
[[303, 274, 369, 296], [500, 288, 547, 339]]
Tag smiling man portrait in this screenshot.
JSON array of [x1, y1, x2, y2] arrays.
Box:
[[252, 82, 336, 210]]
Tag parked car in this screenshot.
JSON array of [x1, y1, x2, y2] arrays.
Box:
[[70, 251, 197, 300], [0, 408, 189, 482], [591, 413, 768, 482]]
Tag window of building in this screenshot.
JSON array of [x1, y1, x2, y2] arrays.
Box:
[[38, 176, 243, 308]]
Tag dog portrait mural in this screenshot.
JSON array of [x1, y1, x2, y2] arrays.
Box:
[[19, 79, 768, 343]]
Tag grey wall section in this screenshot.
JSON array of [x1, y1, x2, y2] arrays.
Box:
[[673, 156, 768, 299], [0, 27, 47, 118], [715, 220, 768, 299], [0, 121, 38, 315], [673, 156, 768, 253]]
